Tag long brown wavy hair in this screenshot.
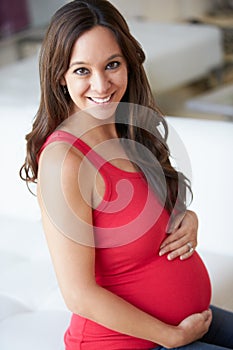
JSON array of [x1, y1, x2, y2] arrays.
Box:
[[20, 0, 192, 216]]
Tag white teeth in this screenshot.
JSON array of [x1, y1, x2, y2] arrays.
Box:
[[90, 95, 111, 103]]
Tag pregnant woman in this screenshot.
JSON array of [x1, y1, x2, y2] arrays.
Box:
[[20, 1, 233, 349]]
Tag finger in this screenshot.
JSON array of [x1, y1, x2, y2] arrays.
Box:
[[159, 236, 189, 256], [202, 309, 212, 322], [200, 310, 212, 334], [168, 245, 194, 261], [160, 229, 197, 255], [179, 248, 195, 260], [180, 242, 196, 260], [160, 230, 186, 249], [160, 241, 196, 260], [161, 218, 197, 249]]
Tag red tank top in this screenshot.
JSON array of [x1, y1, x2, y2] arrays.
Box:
[[40, 130, 211, 350]]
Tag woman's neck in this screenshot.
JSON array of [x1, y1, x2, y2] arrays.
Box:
[[61, 110, 118, 147]]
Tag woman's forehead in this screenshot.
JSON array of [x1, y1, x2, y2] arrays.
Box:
[[69, 26, 123, 63]]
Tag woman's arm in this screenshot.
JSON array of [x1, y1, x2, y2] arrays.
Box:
[[39, 202, 211, 348], [159, 210, 198, 260], [37, 144, 210, 348]]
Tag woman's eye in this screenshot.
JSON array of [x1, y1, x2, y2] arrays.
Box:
[[74, 67, 89, 76], [106, 61, 120, 70]]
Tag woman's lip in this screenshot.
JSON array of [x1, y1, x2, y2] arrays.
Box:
[[88, 93, 114, 104]]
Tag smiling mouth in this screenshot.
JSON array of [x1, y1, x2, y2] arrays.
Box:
[[88, 94, 113, 104]]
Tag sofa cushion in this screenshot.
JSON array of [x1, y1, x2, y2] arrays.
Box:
[[0, 294, 31, 322], [0, 310, 70, 350]]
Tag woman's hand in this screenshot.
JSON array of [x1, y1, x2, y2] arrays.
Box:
[[159, 210, 198, 261], [170, 309, 212, 348]]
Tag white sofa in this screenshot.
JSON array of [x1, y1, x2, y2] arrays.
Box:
[[112, 0, 224, 92], [0, 54, 233, 349], [129, 20, 223, 92]]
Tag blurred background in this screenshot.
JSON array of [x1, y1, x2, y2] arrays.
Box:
[[0, 0, 233, 119]]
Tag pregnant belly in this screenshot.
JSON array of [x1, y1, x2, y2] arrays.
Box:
[[108, 252, 212, 326], [66, 253, 211, 349]]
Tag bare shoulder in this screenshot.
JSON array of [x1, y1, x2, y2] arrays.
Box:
[[38, 140, 84, 174], [37, 140, 95, 247], [38, 140, 93, 198]]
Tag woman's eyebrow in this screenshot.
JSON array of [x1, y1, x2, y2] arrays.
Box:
[[107, 53, 124, 60], [69, 53, 124, 68]]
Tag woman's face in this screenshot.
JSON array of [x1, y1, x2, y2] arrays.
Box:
[[62, 25, 128, 116]]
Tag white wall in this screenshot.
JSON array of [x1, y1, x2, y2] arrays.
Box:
[[179, 0, 213, 20], [111, 0, 213, 22], [27, 0, 214, 28], [110, 0, 144, 20]]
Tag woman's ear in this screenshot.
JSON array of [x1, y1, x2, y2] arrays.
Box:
[[60, 77, 68, 94], [60, 77, 66, 86]]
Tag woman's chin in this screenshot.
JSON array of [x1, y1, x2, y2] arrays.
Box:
[[86, 101, 120, 121]]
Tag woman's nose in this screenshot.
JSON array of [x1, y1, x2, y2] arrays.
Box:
[[90, 72, 111, 94]]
